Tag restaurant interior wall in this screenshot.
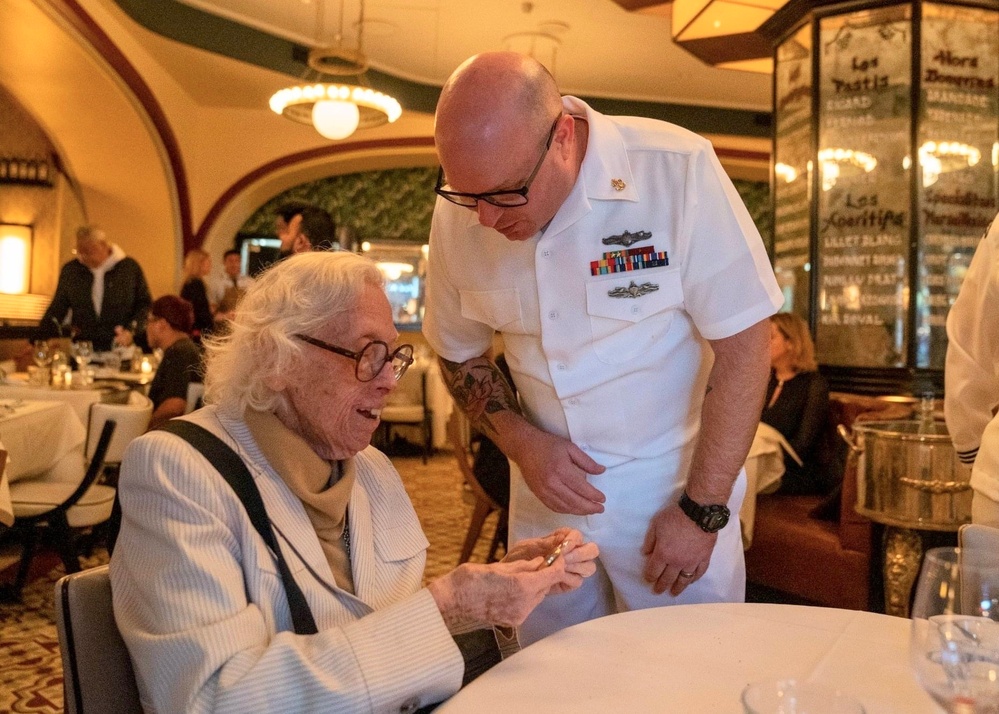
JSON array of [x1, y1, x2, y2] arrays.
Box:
[[0, 86, 86, 330], [768, 0, 999, 396], [241, 170, 774, 253]]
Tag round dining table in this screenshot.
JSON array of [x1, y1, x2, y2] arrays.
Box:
[[0, 372, 132, 422], [436, 603, 941, 713], [0, 399, 87, 526]]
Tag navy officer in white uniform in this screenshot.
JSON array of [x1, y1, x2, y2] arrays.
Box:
[[424, 52, 784, 644]]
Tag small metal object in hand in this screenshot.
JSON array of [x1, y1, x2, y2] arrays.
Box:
[[541, 540, 570, 568]]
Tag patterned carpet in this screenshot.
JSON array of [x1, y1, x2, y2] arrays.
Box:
[[0, 452, 500, 714]]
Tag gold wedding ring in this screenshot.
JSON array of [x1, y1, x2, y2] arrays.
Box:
[[679, 570, 695, 578]]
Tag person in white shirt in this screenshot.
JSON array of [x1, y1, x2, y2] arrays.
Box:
[[945, 216, 999, 527], [424, 52, 782, 644], [111, 250, 598, 712], [210, 249, 254, 323]]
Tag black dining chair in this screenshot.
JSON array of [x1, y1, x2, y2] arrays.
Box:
[[1, 420, 116, 601]]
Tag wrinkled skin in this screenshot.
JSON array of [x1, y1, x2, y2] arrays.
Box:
[[429, 528, 598, 629]]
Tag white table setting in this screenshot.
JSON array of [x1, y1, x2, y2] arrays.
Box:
[[436, 602, 942, 713], [740, 422, 801, 549], [0, 399, 87, 526]]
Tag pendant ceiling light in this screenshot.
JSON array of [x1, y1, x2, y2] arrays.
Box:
[[269, 0, 402, 140]]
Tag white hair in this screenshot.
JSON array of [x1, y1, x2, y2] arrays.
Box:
[[203, 251, 384, 415]]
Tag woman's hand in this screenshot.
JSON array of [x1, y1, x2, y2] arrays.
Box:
[[428, 529, 598, 628], [503, 527, 599, 594]]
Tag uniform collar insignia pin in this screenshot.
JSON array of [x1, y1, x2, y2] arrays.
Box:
[[608, 281, 659, 299], [611, 178, 626, 191], [602, 229, 652, 247]]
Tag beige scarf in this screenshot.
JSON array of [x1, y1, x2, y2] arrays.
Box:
[[244, 409, 355, 594]]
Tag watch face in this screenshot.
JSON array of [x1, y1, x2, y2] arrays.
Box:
[[704, 511, 728, 532]]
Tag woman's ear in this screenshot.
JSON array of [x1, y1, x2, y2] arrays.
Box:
[[264, 373, 287, 391]]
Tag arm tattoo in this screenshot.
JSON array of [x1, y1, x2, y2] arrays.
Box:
[[439, 356, 521, 438]]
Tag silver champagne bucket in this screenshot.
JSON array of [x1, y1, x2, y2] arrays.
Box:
[[843, 420, 971, 531]]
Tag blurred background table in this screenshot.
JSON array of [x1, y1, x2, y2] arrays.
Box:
[[0, 373, 132, 422], [437, 603, 939, 714]]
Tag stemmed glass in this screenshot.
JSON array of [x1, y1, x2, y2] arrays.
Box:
[[32, 340, 51, 370], [71, 340, 93, 385], [909, 547, 999, 713]]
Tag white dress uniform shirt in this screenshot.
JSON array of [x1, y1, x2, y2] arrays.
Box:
[[425, 97, 783, 641], [945, 216, 999, 518], [110, 406, 464, 713]]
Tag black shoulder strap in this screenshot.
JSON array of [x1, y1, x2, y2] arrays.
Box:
[[109, 419, 318, 635]]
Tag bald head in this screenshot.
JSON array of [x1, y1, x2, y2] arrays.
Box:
[[435, 52, 562, 166]]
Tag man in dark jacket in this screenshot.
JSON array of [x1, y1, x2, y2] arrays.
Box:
[[36, 225, 152, 351]]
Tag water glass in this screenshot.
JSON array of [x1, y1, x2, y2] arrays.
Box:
[[910, 547, 999, 713], [742, 679, 865, 713]]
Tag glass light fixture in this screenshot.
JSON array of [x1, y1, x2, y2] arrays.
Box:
[[269, 0, 401, 140], [0, 224, 32, 295], [670, 0, 786, 72]]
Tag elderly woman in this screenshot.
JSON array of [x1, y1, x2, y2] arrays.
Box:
[[110, 251, 597, 713]]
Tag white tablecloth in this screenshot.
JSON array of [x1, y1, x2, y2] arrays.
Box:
[[0, 400, 87, 526], [0, 374, 120, 423], [741, 423, 801, 549], [437, 603, 941, 714]]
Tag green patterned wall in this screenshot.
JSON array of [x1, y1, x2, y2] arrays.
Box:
[[243, 168, 773, 247], [733, 178, 773, 249], [242, 167, 438, 245]]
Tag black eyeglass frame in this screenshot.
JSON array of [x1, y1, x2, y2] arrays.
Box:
[[293, 333, 415, 382], [434, 115, 562, 208]]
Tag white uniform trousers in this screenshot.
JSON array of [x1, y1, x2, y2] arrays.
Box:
[[510, 449, 747, 646]]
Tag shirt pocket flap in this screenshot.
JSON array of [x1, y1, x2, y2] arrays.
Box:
[[373, 524, 430, 563], [585, 268, 684, 323], [460, 289, 523, 331]]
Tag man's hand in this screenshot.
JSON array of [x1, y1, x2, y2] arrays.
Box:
[[503, 527, 599, 594], [641, 504, 718, 596], [113, 326, 134, 347], [508, 428, 606, 515]]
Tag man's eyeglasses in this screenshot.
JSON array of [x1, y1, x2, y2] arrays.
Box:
[[434, 115, 561, 208], [294, 334, 414, 382]]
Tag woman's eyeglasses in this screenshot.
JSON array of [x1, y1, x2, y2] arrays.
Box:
[[294, 334, 414, 382]]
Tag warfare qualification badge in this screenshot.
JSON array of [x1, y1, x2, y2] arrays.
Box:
[[601, 229, 652, 247], [608, 281, 659, 299]]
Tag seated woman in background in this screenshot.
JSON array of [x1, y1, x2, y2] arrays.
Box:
[[762, 312, 831, 495], [145, 295, 203, 430]]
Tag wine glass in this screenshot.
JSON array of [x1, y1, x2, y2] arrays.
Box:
[[71, 340, 93, 366], [32, 340, 51, 369], [71, 340, 93, 385], [909, 547, 999, 714]]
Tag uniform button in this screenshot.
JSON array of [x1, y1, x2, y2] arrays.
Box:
[[557, 363, 566, 371], [399, 697, 421, 714], [631, 305, 640, 315], [543, 249, 552, 257], [548, 310, 558, 320], [579, 443, 589, 451], [569, 398, 580, 406]]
